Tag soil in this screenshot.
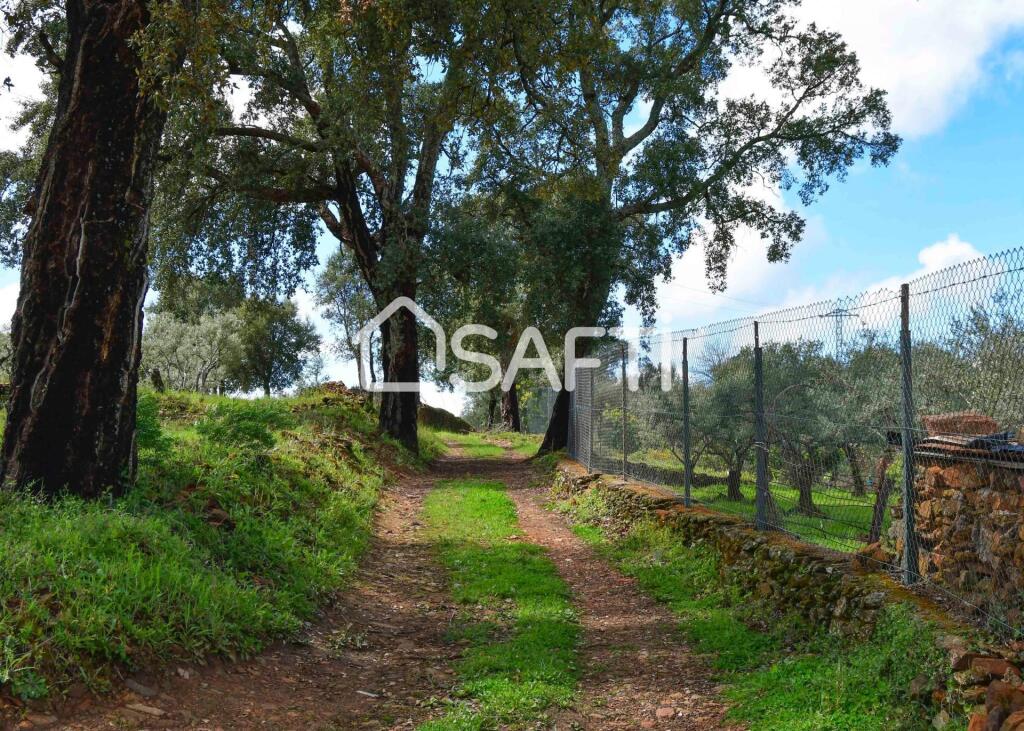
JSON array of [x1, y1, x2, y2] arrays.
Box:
[[5, 447, 735, 731]]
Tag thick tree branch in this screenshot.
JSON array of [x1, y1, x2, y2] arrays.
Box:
[[214, 125, 319, 152]]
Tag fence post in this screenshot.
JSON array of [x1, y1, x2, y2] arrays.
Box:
[[899, 283, 920, 585], [588, 365, 595, 474], [753, 321, 770, 531], [620, 342, 628, 480], [681, 337, 693, 508]]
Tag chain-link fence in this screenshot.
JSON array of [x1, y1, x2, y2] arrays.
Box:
[[521, 388, 558, 434], [568, 247, 1024, 637]]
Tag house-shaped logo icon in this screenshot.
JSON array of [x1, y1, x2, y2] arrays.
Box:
[[355, 297, 446, 392]]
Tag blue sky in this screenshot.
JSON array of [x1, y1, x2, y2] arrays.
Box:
[[1, 1, 1023, 413]]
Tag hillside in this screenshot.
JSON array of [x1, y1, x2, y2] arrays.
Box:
[[0, 387, 421, 704]]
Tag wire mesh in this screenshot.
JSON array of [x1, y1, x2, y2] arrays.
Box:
[[568, 247, 1024, 637]]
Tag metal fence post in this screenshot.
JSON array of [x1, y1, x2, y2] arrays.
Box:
[[588, 365, 595, 474], [899, 283, 920, 585], [681, 337, 693, 508], [753, 321, 770, 531], [620, 342, 628, 480]]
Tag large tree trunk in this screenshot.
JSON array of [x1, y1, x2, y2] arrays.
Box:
[[538, 388, 570, 454], [378, 303, 419, 453], [500, 378, 521, 432], [1, 0, 168, 498]]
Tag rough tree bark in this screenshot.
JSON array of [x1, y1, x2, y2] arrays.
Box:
[[1, 0, 169, 497], [726, 465, 744, 501], [500, 378, 521, 432], [378, 304, 419, 453]]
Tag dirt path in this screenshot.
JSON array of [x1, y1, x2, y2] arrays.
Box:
[[466, 454, 736, 730], [52, 469, 457, 731], [15, 449, 733, 731]]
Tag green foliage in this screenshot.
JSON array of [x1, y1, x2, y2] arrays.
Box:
[[0, 392, 395, 698], [141, 309, 243, 393], [420, 479, 579, 730], [195, 399, 295, 451], [226, 299, 322, 397], [135, 390, 171, 454]]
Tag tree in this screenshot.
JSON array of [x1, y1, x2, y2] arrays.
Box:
[[486, 0, 900, 453], [141, 310, 243, 393], [0, 0, 195, 496], [149, 0, 512, 452], [698, 347, 756, 501], [314, 248, 379, 383], [227, 299, 321, 397]]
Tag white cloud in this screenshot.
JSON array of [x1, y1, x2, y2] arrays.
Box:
[[716, 2, 1024, 139], [867, 233, 983, 294], [794, 1, 1024, 138]]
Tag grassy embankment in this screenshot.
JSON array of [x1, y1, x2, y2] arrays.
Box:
[[0, 388, 423, 700], [554, 487, 961, 731], [419, 479, 578, 730], [422, 430, 542, 459]]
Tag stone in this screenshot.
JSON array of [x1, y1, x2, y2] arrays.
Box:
[[970, 657, 1021, 681], [655, 707, 675, 719], [986, 680, 1024, 714], [966, 711, 987, 731], [125, 703, 165, 717], [123, 678, 158, 698], [932, 709, 951, 729]]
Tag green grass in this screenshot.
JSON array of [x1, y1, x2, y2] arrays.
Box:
[[427, 430, 505, 458], [556, 492, 957, 731], [0, 388, 402, 699], [420, 429, 542, 460], [420, 479, 579, 730], [489, 432, 542, 458]]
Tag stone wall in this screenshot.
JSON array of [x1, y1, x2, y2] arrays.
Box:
[[551, 465, 890, 638], [891, 458, 1024, 627]]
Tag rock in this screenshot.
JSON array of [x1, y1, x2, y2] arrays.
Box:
[[966, 711, 987, 731], [909, 673, 935, 700], [970, 657, 1021, 681], [125, 702, 165, 717], [124, 678, 158, 698], [932, 709, 951, 729], [23, 714, 58, 728], [986, 680, 1024, 714], [655, 707, 675, 720], [962, 712, 987, 728]]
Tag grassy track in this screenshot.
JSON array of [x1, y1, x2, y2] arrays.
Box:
[[558, 492, 956, 731], [420, 479, 578, 730]]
